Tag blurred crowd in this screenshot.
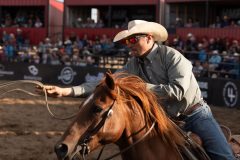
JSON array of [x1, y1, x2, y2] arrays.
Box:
[[169, 32, 240, 79], [174, 15, 240, 28], [0, 31, 127, 67], [0, 12, 43, 28], [0, 29, 239, 79]]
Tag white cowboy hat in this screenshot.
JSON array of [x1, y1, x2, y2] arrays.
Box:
[[113, 20, 168, 43]]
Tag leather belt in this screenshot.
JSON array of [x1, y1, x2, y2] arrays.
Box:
[[184, 100, 204, 115]]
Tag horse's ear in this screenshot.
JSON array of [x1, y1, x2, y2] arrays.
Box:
[[105, 72, 115, 90]]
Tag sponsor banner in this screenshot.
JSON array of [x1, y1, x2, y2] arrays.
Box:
[[0, 62, 113, 86], [0, 62, 239, 107], [197, 77, 239, 108]]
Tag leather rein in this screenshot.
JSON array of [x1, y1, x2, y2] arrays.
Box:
[[0, 80, 156, 160]]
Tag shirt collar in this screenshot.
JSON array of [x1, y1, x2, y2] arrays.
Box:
[[138, 43, 158, 63]]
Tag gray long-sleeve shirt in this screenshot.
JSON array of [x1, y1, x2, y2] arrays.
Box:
[[72, 43, 202, 117]]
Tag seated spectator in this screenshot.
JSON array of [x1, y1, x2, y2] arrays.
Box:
[[221, 15, 230, 28], [4, 14, 13, 27], [95, 19, 104, 28], [4, 41, 16, 62], [200, 36, 209, 49], [209, 16, 222, 28], [175, 17, 184, 28], [228, 53, 240, 78], [208, 38, 218, 51], [193, 60, 203, 77], [172, 36, 184, 53], [1, 31, 10, 44], [184, 17, 194, 28], [197, 43, 207, 62], [16, 29, 25, 49], [208, 50, 222, 71], [229, 40, 240, 54], [184, 33, 197, 51], [34, 16, 43, 28]]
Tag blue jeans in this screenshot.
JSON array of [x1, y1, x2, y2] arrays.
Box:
[[183, 102, 234, 160]]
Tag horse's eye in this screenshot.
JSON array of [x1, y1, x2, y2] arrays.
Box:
[[92, 105, 103, 113]]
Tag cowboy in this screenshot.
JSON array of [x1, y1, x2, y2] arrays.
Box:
[[37, 20, 234, 160]]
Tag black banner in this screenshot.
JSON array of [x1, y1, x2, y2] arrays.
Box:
[[0, 62, 112, 86], [0, 62, 239, 108]]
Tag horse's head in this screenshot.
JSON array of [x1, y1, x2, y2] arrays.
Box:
[[55, 72, 185, 160], [55, 72, 126, 160]]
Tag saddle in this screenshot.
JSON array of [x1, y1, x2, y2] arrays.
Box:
[[189, 125, 240, 159]]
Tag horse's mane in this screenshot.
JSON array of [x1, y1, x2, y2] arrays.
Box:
[[102, 72, 185, 149]]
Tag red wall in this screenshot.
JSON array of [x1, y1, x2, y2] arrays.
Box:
[[65, 0, 158, 5], [0, 28, 47, 45], [0, 0, 48, 6], [64, 28, 122, 40], [176, 28, 240, 41]]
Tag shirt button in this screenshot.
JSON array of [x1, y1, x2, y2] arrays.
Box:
[[149, 76, 152, 79]]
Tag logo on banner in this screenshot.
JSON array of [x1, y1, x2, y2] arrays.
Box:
[[58, 67, 76, 84], [223, 82, 238, 107], [0, 64, 14, 77], [24, 65, 42, 81], [28, 65, 38, 75]]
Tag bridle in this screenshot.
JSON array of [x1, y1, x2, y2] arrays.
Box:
[[71, 98, 156, 160], [70, 99, 116, 160], [0, 80, 156, 160]]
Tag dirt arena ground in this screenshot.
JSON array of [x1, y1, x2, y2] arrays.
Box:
[[0, 81, 239, 160]]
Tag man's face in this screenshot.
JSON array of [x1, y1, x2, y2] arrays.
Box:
[[124, 34, 152, 57]]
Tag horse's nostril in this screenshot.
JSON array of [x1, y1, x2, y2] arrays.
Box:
[[55, 143, 68, 159]]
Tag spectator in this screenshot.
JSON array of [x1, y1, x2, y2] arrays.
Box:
[[175, 17, 184, 28], [185, 33, 197, 52], [197, 43, 207, 62], [4, 41, 16, 62], [208, 50, 222, 71], [193, 60, 203, 77], [229, 40, 240, 54], [221, 15, 230, 28], [16, 29, 25, 49], [209, 16, 221, 28], [1, 31, 10, 44], [172, 36, 184, 53], [208, 38, 217, 51], [95, 19, 105, 28], [184, 17, 194, 28], [34, 16, 43, 28]]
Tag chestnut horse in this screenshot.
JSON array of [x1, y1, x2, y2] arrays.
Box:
[[54, 72, 209, 160]]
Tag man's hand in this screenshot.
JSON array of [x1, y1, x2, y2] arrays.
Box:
[[35, 85, 72, 98]]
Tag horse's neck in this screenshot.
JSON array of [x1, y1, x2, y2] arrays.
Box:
[[117, 132, 181, 160], [116, 107, 181, 160]]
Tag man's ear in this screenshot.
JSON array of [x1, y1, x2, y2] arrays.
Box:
[[147, 35, 154, 44]]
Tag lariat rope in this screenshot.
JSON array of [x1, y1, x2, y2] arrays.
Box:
[[0, 80, 78, 120]]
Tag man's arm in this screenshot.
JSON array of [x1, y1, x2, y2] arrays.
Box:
[[147, 48, 193, 101]]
